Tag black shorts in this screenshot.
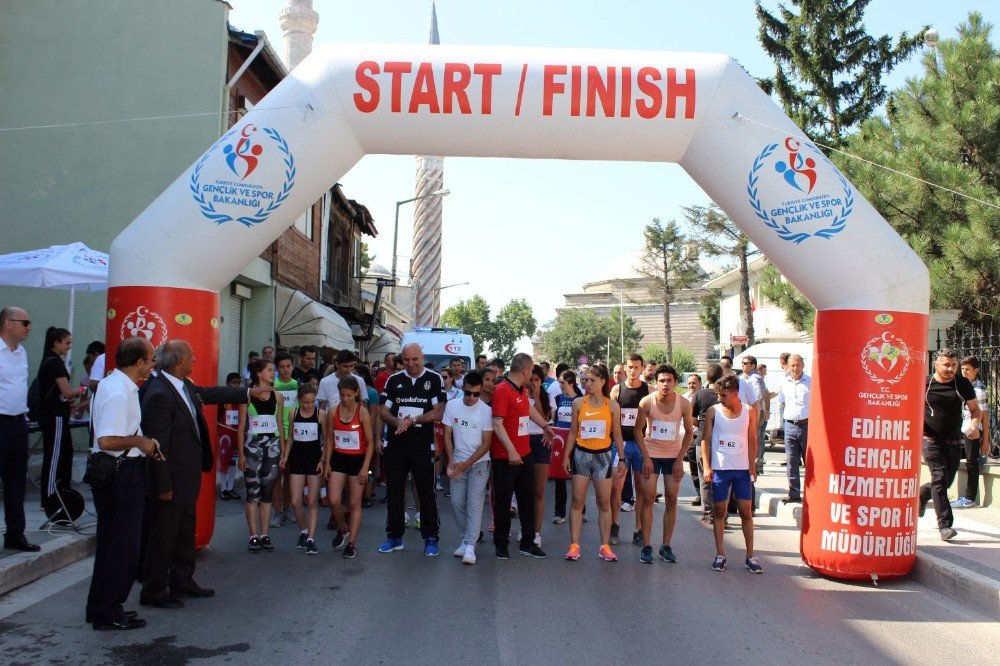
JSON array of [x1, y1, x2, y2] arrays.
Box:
[[529, 434, 551, 465], [329, 451, 366, 476], [288, 441, 322, 476]]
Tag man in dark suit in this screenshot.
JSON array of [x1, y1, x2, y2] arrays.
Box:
[[138, 339, 268, 607]]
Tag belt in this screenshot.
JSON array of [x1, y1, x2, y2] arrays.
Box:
[[0, 413, 26, 420], [785, 418, 809, 426]]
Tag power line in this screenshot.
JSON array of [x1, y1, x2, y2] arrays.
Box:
[[0, 105, 309, 133]]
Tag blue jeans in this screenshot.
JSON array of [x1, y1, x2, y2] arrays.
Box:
[[784, 420, 808, 498], [449, 461, 489, 546]]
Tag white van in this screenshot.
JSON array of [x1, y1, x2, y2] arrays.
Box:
[[400, 327, 476, 372], [734, 342, 814, 436]]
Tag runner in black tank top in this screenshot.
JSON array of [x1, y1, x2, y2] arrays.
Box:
[[610, 356, 653, 547], [281, 385, 324, 554]]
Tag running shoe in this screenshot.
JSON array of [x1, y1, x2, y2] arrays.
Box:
[[745, 556, 763, 574], [283, 508, 296, 523], [564, 543, 581, 561], [296, 531, 308, 550], [620, 501, 634, 512], [424, 537, 440, 557], [305, 539, 318, 555], [454, 543, 467, 558], [331, 530, 347, 550], [609, 523, 620, 546], [691, 497, 702, 507], [950, 497, 976, 509], [639, 545, 653, 564], [598, 545, 618, 562], [462, 545, 477, 565], [248, 536, 261, 554], [260, 535, 274, 552], [939, 527, 958, 541], [534, 533, 542, 548], [552, 515, 566, 525], [632, 531, 642, 546], [404, 512, 411, 527], [519, 544, 547, 559], [342, 543, 357, 559], [414, 514, 422, 530], [378, 537, 404, 553], [270, 513, 283, 528], [658, 545, 677, 563], [655, 493, 663, 503], [495, 545, 510, 560], [435, 480, 445, 491], [712, 555, 727, 571]]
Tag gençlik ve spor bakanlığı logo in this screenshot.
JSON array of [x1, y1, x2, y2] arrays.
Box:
[[191, 124, 295, 227], [748, 137, 853, 245]]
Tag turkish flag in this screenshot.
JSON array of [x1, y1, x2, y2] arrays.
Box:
[[434, 422, 445, 457], [548, 427, 570, 479]]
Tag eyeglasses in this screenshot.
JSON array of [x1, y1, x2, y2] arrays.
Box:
[[463, 390, 481, 397], [9, 319, 30, 326], [741, 360, 752, 365]]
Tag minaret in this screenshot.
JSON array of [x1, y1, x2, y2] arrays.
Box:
[[411, 1, 445, 327], [278, 0, 319, 70]]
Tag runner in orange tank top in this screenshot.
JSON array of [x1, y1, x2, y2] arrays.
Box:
[[634, 364, 694, 565]]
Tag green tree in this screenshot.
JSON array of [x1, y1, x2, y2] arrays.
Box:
[[635, 218, 700, 362], [359, 241, 373, 276], [539, 308, 641, 366], [440, 294, 491, 355], [760, 264, 816, 334], [756, 0, 925, 146], [671, 345, 697, 373], [642, 343, 668, 365], [490, 299, 537, 361], [698, 288, 722, 343], [606, 306, 644, 365], [838, 13, 1000, 320], [684, 204, 758, 345]]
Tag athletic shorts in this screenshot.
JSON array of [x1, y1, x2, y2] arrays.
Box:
[[329, 451, 366, 477], [288, 441, 322, 476], [712, 469, 753, 502], [614, 440, 643, 473], [651, 457, 677, 475], [529, 434, 551, 465], [571, 448, 613, 480]]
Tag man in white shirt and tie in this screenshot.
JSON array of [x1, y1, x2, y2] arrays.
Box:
[[776, 354, 811, 503]]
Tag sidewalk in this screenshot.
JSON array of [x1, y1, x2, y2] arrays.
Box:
[[754, 457, 1000, 619], [0, 454, 96, 596]]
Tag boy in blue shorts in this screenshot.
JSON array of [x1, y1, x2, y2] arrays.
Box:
[[700, 375, 762, 573]]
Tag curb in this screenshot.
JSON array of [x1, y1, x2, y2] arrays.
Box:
[[754, 488, 1000, 620], [0, 534, 96, 597]]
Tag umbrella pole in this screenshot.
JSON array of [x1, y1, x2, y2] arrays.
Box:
[[66, 286, 75, 368]]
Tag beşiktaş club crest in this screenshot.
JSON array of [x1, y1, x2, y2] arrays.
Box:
[[190, 123, 295, 228], [860, 331, 911, 386], [747, 137, 853, 245], [424, 380, 432, 391]]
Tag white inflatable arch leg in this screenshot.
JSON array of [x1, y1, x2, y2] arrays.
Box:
[[109, 45, 928, 576]]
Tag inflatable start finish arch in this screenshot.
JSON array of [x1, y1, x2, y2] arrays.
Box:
[[107, 45, 928, 581]]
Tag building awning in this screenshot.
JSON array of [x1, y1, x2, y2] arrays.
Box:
[[366, 326, 401, 357], [275, 285, 356, 351]]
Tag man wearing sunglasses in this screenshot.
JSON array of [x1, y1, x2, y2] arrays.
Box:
[[0, 306, 40, 552]]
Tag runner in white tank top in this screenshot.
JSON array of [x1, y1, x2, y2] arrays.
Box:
[[700, 375, 762, 574]]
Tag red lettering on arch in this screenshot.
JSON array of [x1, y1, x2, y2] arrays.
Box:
[[353, 61, 380, 113], [474, 64, 502, 115], [636, 67, 662, 119], [543, 65, 567, 116], [383, 61, 413, 113], [409, 62, 441, 113], [666, 67, 696, 119], [586, 66, 616, 117], [443, 63, 473, 114]]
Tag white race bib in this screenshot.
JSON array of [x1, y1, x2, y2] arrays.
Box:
[[398, 406, 423, 424], [249, 414, 277, 435], [620, 408, 638, 427], [293, 422, 319, 441], [580, 419, 607, 440], [650, 420, 677, 441], [557, 405, 572, 424], [517, 416, 529, 437], [224, 410, 238, 427], [717, 438, 746, 456], [277, 390, 298, 408], [335, 430, 361, 451]]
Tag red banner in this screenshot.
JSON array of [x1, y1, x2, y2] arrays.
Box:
[[801, 309, 927, 581], [548, 427, 570, 479]]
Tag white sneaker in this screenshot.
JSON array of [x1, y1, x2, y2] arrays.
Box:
[[404, 511, 411, 527], [454, 543, 466, 558], [462, 544, 477, 565], [620, 501, 635, 512], [534, 533, 542, 548]]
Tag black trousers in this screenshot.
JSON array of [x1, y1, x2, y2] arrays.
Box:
[[384, 442, 439, 540], [919, 438, 963, 529], [142, 500, 197, 598], [0, 415, 28, 538], [621, 467, 635, 504], [86, 457, 146, 624], [40, 413, 74, 505], [491, 453, 536, 549], [961, 436, 983, 502]]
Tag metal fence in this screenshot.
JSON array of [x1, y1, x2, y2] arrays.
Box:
[[930, 319, 1000, 457]]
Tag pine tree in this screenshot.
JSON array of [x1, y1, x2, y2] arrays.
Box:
[[756, 0, 924, 147], [684, 204, 759, 346], [635, 218, 701, 362], [838, 12, 1000, 321]]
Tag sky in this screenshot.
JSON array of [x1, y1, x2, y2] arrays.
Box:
[[227, 0, 996, 349]]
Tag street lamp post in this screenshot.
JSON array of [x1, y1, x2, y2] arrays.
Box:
[[390, 188, 450, 303]]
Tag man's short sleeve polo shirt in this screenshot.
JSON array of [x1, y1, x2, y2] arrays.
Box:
[[381, 369, 446, 447], [491, 378, 531, 459]]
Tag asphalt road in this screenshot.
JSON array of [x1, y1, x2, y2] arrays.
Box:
[[0, 478, 996, 665]]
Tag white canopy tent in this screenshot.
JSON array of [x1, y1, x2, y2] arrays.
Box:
[[0, 242, 109, 365]]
